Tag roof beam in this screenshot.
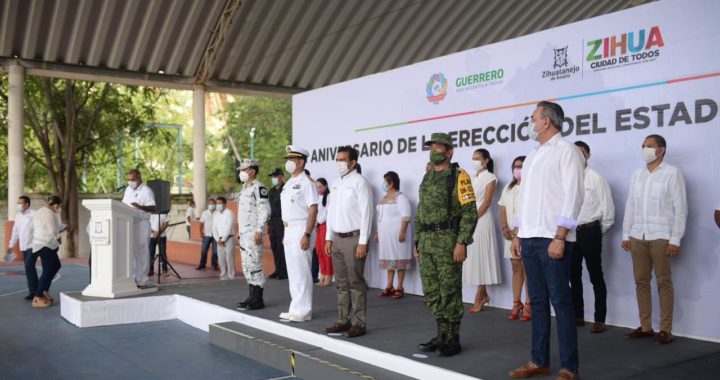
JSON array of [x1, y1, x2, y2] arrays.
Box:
[[194, 0, 243, 84]]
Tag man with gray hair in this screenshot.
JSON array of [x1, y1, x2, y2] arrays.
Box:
[[122, 169, 156, 287], [236, 158, 271, 310], [509, 101, 584, 380]]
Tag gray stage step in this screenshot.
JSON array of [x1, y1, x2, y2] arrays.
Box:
[[209, 321, 416, 380]]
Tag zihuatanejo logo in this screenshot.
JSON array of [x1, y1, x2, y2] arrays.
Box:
[[586, 25, 664, 72], [542, 46, 580, 81], [426, 73, 448, 104], [455, 68, 504, 92]]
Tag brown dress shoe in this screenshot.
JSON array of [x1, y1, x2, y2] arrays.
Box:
[[591, 322, 606, 333], [575, 318, 586, 326], [625, 327, 655, 339], [556, 369, 580, 380], [654, 330, 674, 345], [325, 321, 351, 333], [509, 361, 550, 378], [346, 324, 366, 338]]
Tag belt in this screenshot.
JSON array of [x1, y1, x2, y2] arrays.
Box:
[[577, 220, 600, 230], [335, 230, 359, 238], [418, 220, 457, 232]]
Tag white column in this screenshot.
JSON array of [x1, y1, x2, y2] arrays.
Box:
[[192, 84, 207, 213], [8, 65, 25, 220]]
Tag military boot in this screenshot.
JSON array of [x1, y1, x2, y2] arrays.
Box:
[[247, 285, 265, 310], [418, 319, 445, 352], [236, 285, 253, 310], [439, 321, 462, 356]]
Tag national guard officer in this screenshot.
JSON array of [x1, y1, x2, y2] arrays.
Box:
[[415, 132, 477, 357], [235, 159, 271, 310], [267, 168, 288, 279]]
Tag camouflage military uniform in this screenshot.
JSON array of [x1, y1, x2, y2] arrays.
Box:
[[237, 178, 271, 287], [415, 132, 477, 355]]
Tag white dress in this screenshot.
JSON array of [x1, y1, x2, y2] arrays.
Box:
[[498, 182, 521, 259], [377, 192, 413, 270], [463, 170, 501, 285]]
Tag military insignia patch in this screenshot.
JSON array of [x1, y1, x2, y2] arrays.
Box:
[[457, 170, 476, 205], [259, 187, 269, 199]]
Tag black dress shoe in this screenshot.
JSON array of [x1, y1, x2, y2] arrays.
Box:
[[268, 272, 278, 279], [25, 293, 34, 300]]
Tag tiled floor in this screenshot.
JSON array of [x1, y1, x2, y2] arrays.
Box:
[[0, 262, 293, 380]]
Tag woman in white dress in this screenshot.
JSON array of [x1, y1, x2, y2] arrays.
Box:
[[464, 149, 501, 312], [374, 171, 412, 299], [498, 155, 531, 321]]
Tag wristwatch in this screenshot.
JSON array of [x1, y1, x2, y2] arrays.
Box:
[[304, 232, 311, 238]]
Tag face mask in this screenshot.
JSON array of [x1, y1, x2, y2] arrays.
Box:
[[337, 161, 349, 176], [56, 207, 62, 215], [16, 204, 24, 213], [471, 160, 484, 172], [382, 182, 389, 192], [271, 178, 279, 186], [642, 147, 657, 163], [208, 204, 216, 211], [239, 171, 249, 183], [128, 180, 139, 190], [528, 122, 540, 141], [513, 168, 522, 181], [216, 204, 225, 212], [285, 160, 296, 174], [430, 151, 446, 165]]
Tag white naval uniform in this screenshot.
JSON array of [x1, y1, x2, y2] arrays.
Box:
[[280, 172, 319, 319], [213, 208, 237, 280], [237, 179, 271, 287], [122, 183, 155, 286]]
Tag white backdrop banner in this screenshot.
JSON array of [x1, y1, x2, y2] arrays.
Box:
[[292, 0, 720, 341]]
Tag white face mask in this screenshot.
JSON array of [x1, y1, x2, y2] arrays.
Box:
[[336, 161, 349, 176], [239, 171, 249, 183], [128, 180, 139, 190], [528, 122, 541, 141], [208, 204, 216, 211], [16, 204, 24, 213], [285, 160, 297, 174], [471, 160, 484, 172], [642, 147, 658, 163]]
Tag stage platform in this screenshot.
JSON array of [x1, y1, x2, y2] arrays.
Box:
[[61, 278, 720, 380]]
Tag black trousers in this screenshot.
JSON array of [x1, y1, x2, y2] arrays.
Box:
[[149, 237, 168, 272], [570, 223, 607, 322], [35, 247, 61, 297], [268, 219, 287, 278]]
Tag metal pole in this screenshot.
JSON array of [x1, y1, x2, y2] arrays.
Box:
[[250, 127, 256, 159]]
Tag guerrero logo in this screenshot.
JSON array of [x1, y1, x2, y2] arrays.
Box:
[[426, 73, 448, 104]]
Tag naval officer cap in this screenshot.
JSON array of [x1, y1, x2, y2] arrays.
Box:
[[424, 132, 454, 148], [238, 158, 259, 170], [285, 145, 309, 158]]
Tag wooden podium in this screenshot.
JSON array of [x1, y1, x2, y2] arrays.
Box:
[[81, 199, 157, 298]]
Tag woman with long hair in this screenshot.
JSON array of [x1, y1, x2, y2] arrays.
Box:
[[315, 178, 333, 286]]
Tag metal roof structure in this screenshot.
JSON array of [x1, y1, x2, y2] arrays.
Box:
[[0, 0, 650, 98]]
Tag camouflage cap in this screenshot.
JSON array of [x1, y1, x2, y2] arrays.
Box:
[[238, 158, 259, 170], [424, 132, 453, 148]]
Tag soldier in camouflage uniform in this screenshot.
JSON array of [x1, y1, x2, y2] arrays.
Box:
[[235, 159, 271, 310], [415, 132, 478, 356]]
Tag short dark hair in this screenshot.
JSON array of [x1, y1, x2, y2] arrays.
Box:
[[384, 171, 400, 191], [574, 141, 590, 154], [337, 146, 359, 162], [646, 134, 667, 148], [19, 195, 30, 206], [537, 101, 564, 130], [128, 168, 142, 179], [216, 196, 227, 204], [250, 166, 259, 174], [47, 195, 62, 206], [208, 198, 216, 203]]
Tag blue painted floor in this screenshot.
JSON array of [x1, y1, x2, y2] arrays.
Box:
[[0, 264, 294, 380]]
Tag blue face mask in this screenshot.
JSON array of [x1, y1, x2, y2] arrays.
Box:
[[208, 204, 216, 211], [271, 178, 279, 186], [528, 121, 540, 141], [216, 204, 225, 212], [382, 182, 389, 192]]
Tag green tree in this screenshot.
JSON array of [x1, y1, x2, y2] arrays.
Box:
[[23, 77, 164, 257], [223, 96, 292, 193]]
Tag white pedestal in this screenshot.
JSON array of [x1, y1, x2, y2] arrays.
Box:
[[81, 199, 157, 298]]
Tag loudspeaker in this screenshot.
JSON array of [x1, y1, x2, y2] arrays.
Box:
[[147, 179, 171, 214]]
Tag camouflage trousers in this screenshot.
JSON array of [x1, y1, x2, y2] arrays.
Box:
[[239, 232, 265, 287], [419, 249, 464, 329]]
